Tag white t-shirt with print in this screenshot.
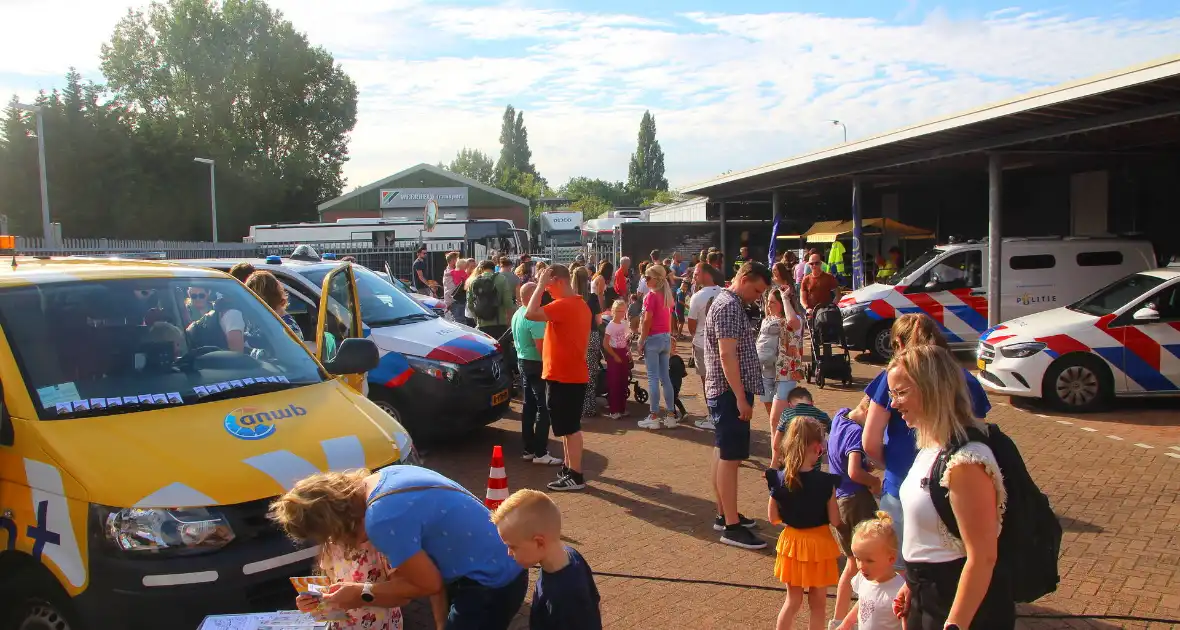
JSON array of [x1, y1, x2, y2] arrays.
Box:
[[851, 572, 906, 630], [900, 443, 1006, 564], [220, 309, 245, 335], [687, 285, 723, 348], [604, 320, 629, 350]]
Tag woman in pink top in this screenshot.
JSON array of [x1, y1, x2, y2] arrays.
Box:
[[637, 265, 678, 429]]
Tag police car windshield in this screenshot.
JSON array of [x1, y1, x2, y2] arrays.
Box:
[[299, 265, 434, 328], [882, 248, 943, 285], [0, 277, 324, 420], [1069, 273, 1166, 317]]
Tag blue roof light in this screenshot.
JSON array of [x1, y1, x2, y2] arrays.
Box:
[[265, 255, 282, 264], [322, 253, 337, 260]]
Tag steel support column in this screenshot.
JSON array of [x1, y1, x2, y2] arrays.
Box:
[[987, 153, 1003, 328], [719, 201, 728, 271], [851, 177, 865, 290]]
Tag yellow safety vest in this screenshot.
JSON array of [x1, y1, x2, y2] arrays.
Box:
[[828, 241, 847, 274]]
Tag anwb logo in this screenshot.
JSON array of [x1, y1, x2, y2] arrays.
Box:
[[224, 404, 308, 440]]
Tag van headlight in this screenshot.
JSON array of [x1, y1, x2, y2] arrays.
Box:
[[999, 342, 1047, 359], [840, 302, 869, 318], [96, 506, 235, 555], [406, 356, 459, 382]]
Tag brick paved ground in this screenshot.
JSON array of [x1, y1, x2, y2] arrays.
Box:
[[403, 344, 1180, 629]]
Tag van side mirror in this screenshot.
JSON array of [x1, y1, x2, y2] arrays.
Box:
[[1132, 307, 1160, 322], [323, 338, 380, 375]]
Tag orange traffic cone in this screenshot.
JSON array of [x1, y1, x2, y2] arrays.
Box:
[[485, 445, 508, 510]]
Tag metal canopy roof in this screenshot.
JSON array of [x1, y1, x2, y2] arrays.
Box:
[[684, 54, 1180, 199]]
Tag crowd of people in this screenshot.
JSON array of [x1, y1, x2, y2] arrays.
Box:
[[254, 244, 1029, 630]]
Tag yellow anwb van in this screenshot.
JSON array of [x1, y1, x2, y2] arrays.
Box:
[[0, 257, 418, 629]]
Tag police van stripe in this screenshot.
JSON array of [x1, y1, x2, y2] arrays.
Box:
[[23, 459, 87, 588], [134, 482, 217, 509]]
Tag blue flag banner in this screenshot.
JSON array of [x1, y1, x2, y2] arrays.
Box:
[[851, 184, 865, 289], [768, 211, 781, 267]]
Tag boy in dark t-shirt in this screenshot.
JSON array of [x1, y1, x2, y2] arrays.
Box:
[[492, 489, 602, 630]]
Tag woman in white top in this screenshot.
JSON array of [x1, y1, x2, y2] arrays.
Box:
[[887, 344, 1013, 630]]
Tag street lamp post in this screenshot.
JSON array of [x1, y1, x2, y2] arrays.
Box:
[[193, 158, 218, 244], [828, 119, 848, 143], [15, 103, 53, 247]]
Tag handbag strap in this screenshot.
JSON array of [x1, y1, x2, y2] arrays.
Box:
[[367, 483, 481, 506]]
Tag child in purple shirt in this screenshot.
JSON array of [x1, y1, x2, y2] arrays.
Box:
[[827, 397, 882, 627]]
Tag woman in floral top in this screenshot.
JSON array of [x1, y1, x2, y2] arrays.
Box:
[[297, 541, 404, 630], [767, 287, 805, 439]]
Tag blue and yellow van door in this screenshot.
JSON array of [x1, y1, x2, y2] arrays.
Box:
[[316, 264, 366, 394]]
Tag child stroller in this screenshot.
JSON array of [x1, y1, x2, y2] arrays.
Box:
[[596, 357, 649, 404], [805, 303, 853, 388]]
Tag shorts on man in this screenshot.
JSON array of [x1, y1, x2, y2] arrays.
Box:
[[707, 389, 754, 461]]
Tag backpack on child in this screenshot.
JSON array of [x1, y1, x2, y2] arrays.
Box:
[[928, 423, 1062, 603], [469, 273, 501, 321]]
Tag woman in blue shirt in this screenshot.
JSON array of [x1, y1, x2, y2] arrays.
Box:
[[861, 314, 991, 569], [269, 467, 527, 630]]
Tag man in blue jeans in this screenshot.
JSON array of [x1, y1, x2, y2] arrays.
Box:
[[512, 282, 564, 466], [703, 261, 772, 549]]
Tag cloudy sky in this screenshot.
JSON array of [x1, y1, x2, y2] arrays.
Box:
[[2, 0, 1179, 192]]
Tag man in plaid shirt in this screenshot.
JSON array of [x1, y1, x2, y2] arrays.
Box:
[[704, 261, 772, 549]]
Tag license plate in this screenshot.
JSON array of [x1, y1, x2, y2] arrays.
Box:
[[491, 389, 509, 405], [977, 358, 986, 371]]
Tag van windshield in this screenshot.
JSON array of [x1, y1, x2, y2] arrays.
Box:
[[0, 277, 325, 420], [882, 248, 944, 285], [1068, 273, 1165, 317], [300, 265, 435, 328]]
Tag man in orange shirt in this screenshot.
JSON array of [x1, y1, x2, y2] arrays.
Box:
[[613, 257, 631, 300], [526, 264, 592, 491]]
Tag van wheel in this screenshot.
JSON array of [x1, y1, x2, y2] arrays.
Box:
[[1043, 354, 1111, 413], [869, 322, 893, 361], [371, 398, 404, 426], [1, 576, 76, 630]]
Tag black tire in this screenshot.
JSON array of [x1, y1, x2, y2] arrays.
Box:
[[635, 386, 649, 404], [0, 572, 78, 630], [1042, 353, 1112, 413], [869, 321, 894, 361]]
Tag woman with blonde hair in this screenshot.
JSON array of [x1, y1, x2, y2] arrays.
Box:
[[637, 264, 678, 429], [860, 314, 991, 568], [888, 344, 1012, 629], [269, 467, 526, 630], [572, 265, 604, 417], [246, 269, 303, 339]]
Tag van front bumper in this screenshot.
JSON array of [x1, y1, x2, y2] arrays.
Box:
[[74, 503, 315, 629], [374, 354, 513, 440], [841, 310, 874, 351], [975, 344, 1049, 399]]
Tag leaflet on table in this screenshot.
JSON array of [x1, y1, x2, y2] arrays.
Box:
[[196, 611, 327, 630]]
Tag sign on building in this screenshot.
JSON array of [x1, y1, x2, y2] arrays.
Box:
[[379, 187, 469, 209]]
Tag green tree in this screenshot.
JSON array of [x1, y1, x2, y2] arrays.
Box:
[[627, 110, 668, 195], [100, 0, 358, 237], [496, 104, 538, 180], [446, 147, 496, 186], [558, 176, 634, 207], [570, 195, 613, 220]]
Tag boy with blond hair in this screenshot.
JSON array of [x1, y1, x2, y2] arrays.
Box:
[[492, 489, 601, 630]]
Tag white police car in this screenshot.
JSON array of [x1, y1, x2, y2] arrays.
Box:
[[977, 265, 1180, 412]]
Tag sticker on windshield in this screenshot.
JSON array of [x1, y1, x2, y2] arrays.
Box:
[[55, 402, 73, 415], [276, 376, 290, 384], [151, 394, 168, 405], [123, 396, 139, 406], [38, 382, 82, 408], [215, 382, 231, 392], [194, 386, 209, 397], [138, 394, 153, 405], [242, 377, 256, 385], [167, 392, 184, 404], [229, 380, 244, 389], [71, 400, 90, 412], [89, 398, 107, 410], [107, 398, 122, 408]]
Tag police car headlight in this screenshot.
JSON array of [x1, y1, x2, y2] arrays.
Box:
[[999, 342, 1047, 359], [840, 302, 869, 318], [406, 356, 459, 383], [97, 506, 235, 555]]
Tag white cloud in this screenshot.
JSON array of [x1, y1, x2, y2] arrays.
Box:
[[2, 2, 1179, 193]]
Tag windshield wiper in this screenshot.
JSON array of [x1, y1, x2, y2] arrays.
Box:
[[370, 312, 436, 327], [198, 379, 297, 403]]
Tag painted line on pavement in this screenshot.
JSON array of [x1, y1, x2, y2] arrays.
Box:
[[1080, 427, 1097, 432], [1036, 413, 1051, 419], [1107, 435, 1124, 441], [1166, 453, 1180, 460], [1170, 446, 1180, 452], [1134, 443, 1153, 449], [1055, 420, 1073, 425]]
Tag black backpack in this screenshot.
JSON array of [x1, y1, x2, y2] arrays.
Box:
[[929, 423, 1062, 603], [470, 273, 501, 321]]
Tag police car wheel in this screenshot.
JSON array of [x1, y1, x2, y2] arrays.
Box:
[[870, 323, 893, 361], [1044, 354, 1110, 412], [372, 399, 403, 425]]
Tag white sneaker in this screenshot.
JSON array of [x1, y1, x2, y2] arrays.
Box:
[[694, 417, 716, 430], [662, 414, 679, 429], [521, 453, 535, 461], [637, 415, 662, 430], [532, 454, 564, 466], [606, 412, 622, 419]]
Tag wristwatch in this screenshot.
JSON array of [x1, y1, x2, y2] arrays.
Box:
[[360, 582, 375, 603]]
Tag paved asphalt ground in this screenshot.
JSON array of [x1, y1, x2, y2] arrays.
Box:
[[398, 343, 1180, 629]]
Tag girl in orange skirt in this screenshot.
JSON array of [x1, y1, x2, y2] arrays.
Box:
[[766, 416, 841, 630]]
